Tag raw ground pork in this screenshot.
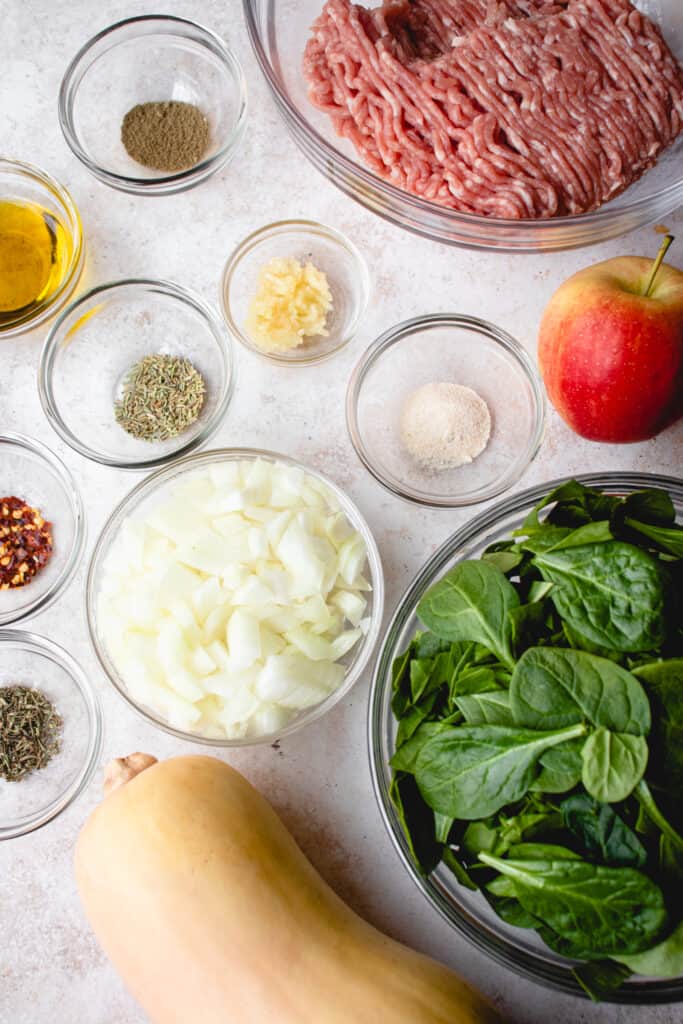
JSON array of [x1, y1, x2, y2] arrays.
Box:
[[303, 0, 683, 218]]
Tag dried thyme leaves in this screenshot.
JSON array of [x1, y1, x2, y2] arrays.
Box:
[[0, 685, 63, 782], [115, 354, 206, 442]]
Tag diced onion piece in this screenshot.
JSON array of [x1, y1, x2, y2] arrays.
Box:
[[227, 609, 261, 670]]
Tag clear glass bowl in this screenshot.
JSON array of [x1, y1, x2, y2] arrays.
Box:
[[243, 0, 683, 253], [0, 433, 85, 625], [346, 314, 545, 507], [87, 448, 384, 746], [369, 472, 683, 1004], [39, 279, 235, 470], [0, 630, 102, 840], [59, 15, 247, 195], [220, 219, 370, 365], [0, 159, 84, 337]]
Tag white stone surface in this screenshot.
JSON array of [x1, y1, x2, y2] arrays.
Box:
[[1, 1, 682, 1022]]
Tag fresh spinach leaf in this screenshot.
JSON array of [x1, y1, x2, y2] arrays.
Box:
[[581, 729, 649, 804], [504, 842, 580, 860], [479, 851, 668, 957], [455, 690, 514, 726], [451, 666, 501, 698], [623, 519, 683, 559], [550, 521, 614, 550], [635, 781, 683, 855], [561, 621, 624, 661], [618, 920, 683, 978], [482, 549, 524, 574], [486, 894, 542, 930], [417, 561, 519, 668], [533, 542, 666, 652], [441, 846, 478, 890], [434, 812, 454, 843], [573, 960, 633, 1002], [509, 599, 553, 657], [635, 659, 683, 799], [522, 480, 619, 532], [389, 772, 441, 875], [412, 722, 587, 819], [390, 722, 447, 773], [510, 647, 651, 735], [463, 819, 501, 857], [620, 489, 676, 527], [561, 793, 647, 867]]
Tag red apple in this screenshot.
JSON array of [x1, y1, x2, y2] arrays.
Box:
[[538, 240, 683, 443]]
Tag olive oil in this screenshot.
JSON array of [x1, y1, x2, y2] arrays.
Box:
[[0, 200, 73, 323]]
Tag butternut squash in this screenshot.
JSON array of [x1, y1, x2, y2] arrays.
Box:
[[75, 754, 503, 1024]]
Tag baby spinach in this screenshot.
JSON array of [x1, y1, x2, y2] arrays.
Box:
[[389, 772, 442, 875], [510, 647, 651, 735], [479, 850, 668, 957], [417, 561, 518, 668], [581, 728, 649, 804], [533, 542, 666, 652], [573, 960, 633, 1002], [389, 480, 682, 997], [561, 793, 647, 867], [618, 920, 683, 978], [624, 519, 683, 559], [530, 737, 584, 795], [412, 722, 587, 819], [635, 659, 683, 798], [455, 690, 514, 726]]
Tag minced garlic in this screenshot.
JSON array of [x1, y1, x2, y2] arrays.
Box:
[[245, 257, 333, 353]]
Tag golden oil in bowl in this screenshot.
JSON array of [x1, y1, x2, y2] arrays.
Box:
[[0, 200, 74, 323], [0, 160, 84, 337]]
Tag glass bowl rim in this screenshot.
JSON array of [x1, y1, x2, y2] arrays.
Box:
[[0, 158, 85, 337], [37, 277, 236, 470], [242, 0, 683, 234], [219, 218, 371, 366], [58, 13, 248, 193], [0, 432, 86, 625], [86, 446, 385, 746], [345, 312, 546, 507], [0, 628, 103, 841], [368, 470, 683, 1004]]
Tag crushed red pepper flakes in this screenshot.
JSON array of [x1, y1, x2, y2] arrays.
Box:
[[0, 496, 53, 590]]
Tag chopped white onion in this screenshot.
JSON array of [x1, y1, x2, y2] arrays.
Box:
[[98, 460, 371, 739]]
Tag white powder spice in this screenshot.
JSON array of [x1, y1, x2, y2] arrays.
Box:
[[400, 381, 491, 472]]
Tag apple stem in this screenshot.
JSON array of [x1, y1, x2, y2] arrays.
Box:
[[643, 234, 674, 298]]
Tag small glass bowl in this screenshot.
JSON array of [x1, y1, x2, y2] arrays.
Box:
[[346, 314, 545, 507], [0, 159, 84, 337], [59, 15, 247, 195], [220, 220, 370, 365], [0, 630, 102, 840], [0, 434, 85, 626], [369, 473, 683, 1003], [86, 448, 384, 747], [38, 279, 235, 471]]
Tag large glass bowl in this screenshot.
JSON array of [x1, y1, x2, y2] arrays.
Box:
[[244, 0, 683, 253], [369, 472, 683, 1004], [87, 448, 384, 746]]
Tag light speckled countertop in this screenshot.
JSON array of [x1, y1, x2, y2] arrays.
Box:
[[1, 2, 682, 1022]]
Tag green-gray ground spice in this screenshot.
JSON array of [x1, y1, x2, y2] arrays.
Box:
[[115, 354, 206, 442], [121, 101, 210, 172], [0, 685, 63, 782]]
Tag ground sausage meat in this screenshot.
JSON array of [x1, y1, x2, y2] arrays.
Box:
[[303, 0, 683, 218]]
